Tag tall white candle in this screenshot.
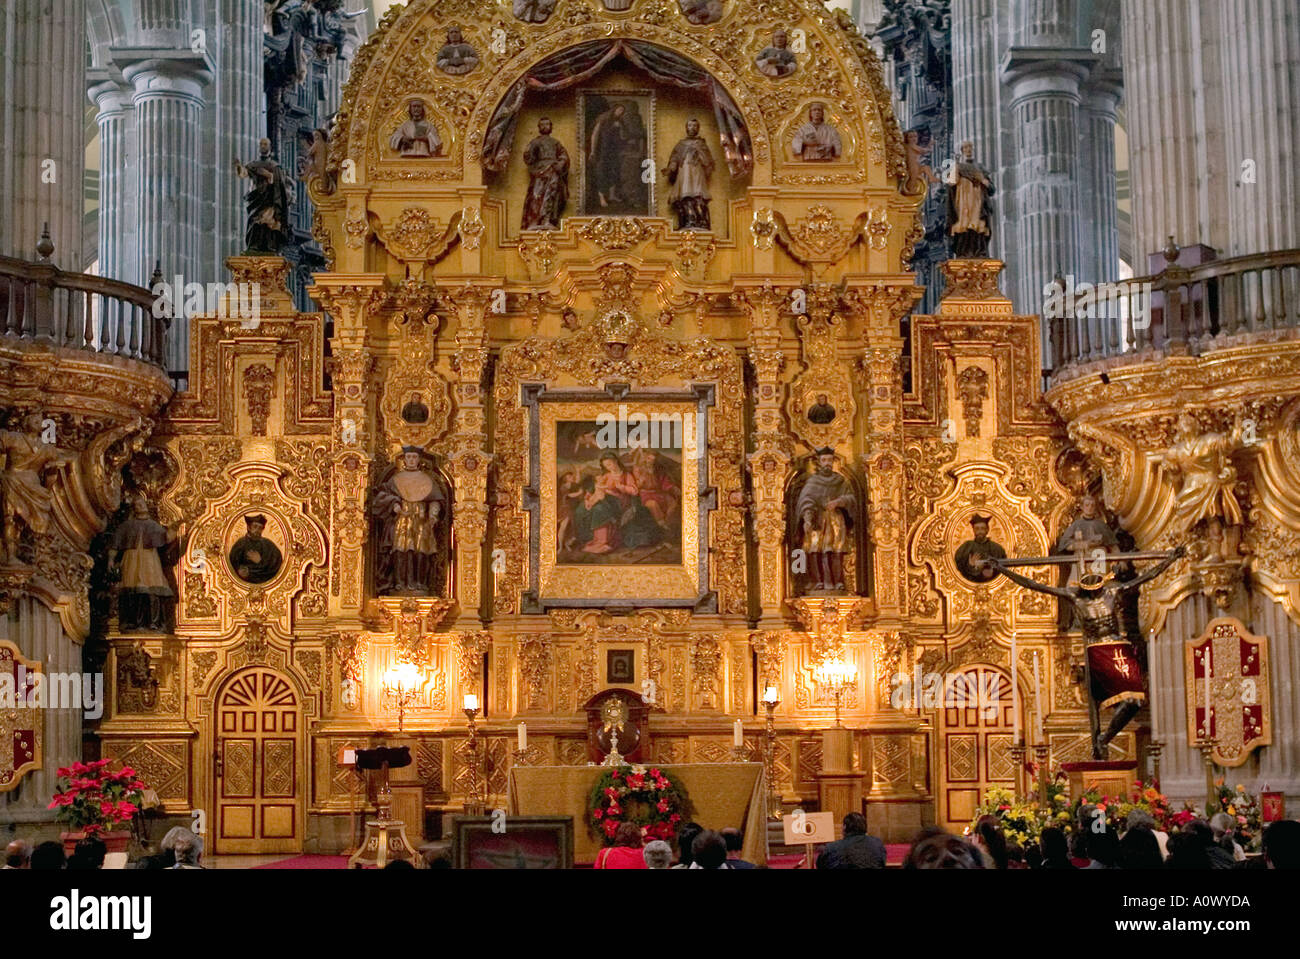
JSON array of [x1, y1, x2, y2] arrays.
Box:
[[1033, 651, 1044, 742], [1010, 633, 1020, 743], [517, 722, 527, 751], [464, 693, 479, 712], [1203, 644, 1213, 741], [733, 719, 744, 748], [1148, 629, 1160, 741]]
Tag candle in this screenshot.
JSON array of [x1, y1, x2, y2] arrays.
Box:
[[517, 722, 527, 751], [1033, 651, 1044, 742], [733, 719, 744, 747], [1010, 633, 1020, 743], [464, 693, 479, 712], [1203, 644, 1212, 741], [763, 686, 779, 705], [1148, 629, 1160, 741]]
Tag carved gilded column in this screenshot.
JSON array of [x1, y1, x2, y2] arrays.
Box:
[[736, 281, 794, 625], [310, 276, 386, 621], [443, 284, 494, 626]]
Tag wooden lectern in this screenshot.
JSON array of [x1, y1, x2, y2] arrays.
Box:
[[348, 745, 420, 868]]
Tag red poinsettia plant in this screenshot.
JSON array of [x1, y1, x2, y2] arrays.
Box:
[[587, 764, 692, 846], [48, 759, 147, 836]]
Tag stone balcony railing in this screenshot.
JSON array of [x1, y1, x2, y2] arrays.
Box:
[[1047, 243, 1300, 385]]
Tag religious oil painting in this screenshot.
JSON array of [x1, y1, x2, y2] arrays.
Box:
[[577, 90, 655, 216], [536, 400, 702, 604]]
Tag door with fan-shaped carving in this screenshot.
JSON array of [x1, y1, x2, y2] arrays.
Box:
[[214, 668, 303, 854], [937, 664, 1022, 834]]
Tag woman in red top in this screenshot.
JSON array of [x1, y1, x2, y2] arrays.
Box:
[[595, 822, 648, 869]]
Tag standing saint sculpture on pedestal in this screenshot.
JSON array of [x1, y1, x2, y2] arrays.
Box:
[[794, 448, 856, 593], [107, 496, 178, 632], [372, 446, 447, 596], [234, 138, 292, 255], [663, 118, 714, 231], [521, 117, 569, 231], [945, 140, 995, 258]]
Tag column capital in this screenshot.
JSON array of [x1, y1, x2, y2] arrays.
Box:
[[1000, 47, 1095, 101], [88, 77, 132, 115], [121, 53, 213, 101]]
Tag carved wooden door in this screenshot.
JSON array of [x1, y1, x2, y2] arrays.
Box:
[[938, 665, 1020, 833], [215, 668, 302, 854]]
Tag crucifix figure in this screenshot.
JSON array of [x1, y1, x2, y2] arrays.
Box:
[[975, 545, 1185, 758]]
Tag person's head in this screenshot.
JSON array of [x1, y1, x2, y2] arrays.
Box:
[[258, 137, 271, 156], [447, 27, 463, 43], [131, 496, 150, 518], [1209, 812, 1235, 840], [1165, 830, 1211, 869], [906, 834, 985, 869], [243, 514, 267, 540], [973, 815, 1008, 869], [905, 130, 918, 145], [643, 840, 672, 869], [538, 117, 552, 135], [685, 117, 700, 137], [383, 858, 415, 870], [1084, 826, 1120, 867], [842, 813, 867, 837], [1039, 826, 1070, 865], [599, 453, 624, 474], [1024, 843, 1043, 869], [1080, 493, 1100, 519], [407, 99, 426, 121], [1183, 819, 1215, 848], [961, 140, 974, 159], [817, 393, 828, 405], [815, 447, 835, 474], [579, 475, 596, 494], [969, 514, 990, 541], [772, 29, 787, 48], [30, 841, 67, 870], [1176, 412, 1199, 438], [809, 102, 825, 124], [691, 830, 728, 869], [1119, 825, 1164, 869], [613, 104, 625, 119], [68, 836, 107, 870], [1125, 808, 1156, 832], [614, 822, 643, 848], [721, 827, 744, 856], [4, 839, 32, 868], [1006, 841, 1024, 865], [1263, 820, 1300, 869], [22, 410, 45, 433], [400, 446, 423, 471], [675, 822, 703, 867], [172, 832, 202, 867]]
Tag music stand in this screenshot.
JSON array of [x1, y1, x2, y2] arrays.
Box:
[[347, 746, 419, 868]]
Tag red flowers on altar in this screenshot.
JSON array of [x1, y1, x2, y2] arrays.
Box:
[[586, 764, 693, 847]]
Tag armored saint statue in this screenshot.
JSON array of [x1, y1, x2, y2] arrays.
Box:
[[792, 103, 843, 161], [979, 547, 1184, 758], [107, 497, 177, 632], [663, 118, 714, 231], [234, 138, 292, 254], [372, 446, 446, 596], [389, 99, 443, 158], [945, 140, 995, 258], [521, 117, 569, 231], [228, 514, 284, 584], [794, 448, 856, 593]]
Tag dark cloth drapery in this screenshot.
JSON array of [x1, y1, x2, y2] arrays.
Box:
[[482, 40, 752, 178]]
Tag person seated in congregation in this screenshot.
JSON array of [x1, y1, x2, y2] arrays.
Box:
[[67, 837, 107, 870], [1209, 812, 1246, 862], [1005, 841, 1027, 869], [721, 827, 756, 868], [1037, 826, 1074, 869], [29, 841, 67, 870], [671, 821, 703, 868], [1118, 825, 1165, 869], [815, 812, 885, 869], [1080, 827, 1120, 868], [1123, 808, 1168, 860], [594, 822, 648, 869], [1183, 819, 1234, 869], [971, 815, 1008, 869], [1164, 830, 1212, 870], [1246, 819, 1300, 869], [642, 840, 673, 869], [170, 831, 204, 869], [903, 833, 986, 869], [689, 831, 730, 869], [3, 839, 31, 869]]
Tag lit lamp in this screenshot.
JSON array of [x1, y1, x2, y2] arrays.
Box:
[[813, 657, 858, 728], [381, 662, 424, 733], [762, 685, 782, 820], [463, 692, 484, 815]]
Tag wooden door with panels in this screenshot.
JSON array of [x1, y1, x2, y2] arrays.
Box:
[[937, 664, 1021, 833], [214, 668, 303, 853]]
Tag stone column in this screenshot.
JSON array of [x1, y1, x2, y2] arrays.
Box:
[[1078, 74, 1123, 285], [951, 0, 1000, 188], [123, 58, 211, 374], [90, 82, 139, 286], [0, 0, 87, 266], [215, 0, 268, 269]]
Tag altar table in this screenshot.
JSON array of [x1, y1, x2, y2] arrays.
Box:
[[508, 763, 768, 865]]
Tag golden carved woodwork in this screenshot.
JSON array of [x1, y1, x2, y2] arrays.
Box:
[[1184, 617, 1271, 767]]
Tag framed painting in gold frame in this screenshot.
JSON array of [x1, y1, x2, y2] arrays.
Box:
[[521, 385, 715, 611]]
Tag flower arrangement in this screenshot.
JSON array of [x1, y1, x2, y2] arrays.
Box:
[[1210, 780, 1262, 850], [971, 786, 1042, 846], [587, 764, 692, 845], [47, 759, 146, 836]]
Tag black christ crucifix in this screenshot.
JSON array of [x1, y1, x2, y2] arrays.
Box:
[[974, 545, 1185, 759]]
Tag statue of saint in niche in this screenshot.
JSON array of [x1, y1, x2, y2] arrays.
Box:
[[807, 393, 837, 425], [513, 0, 557, 22], [389, 99, 443, 158], [755, 30, 797, 78], [107, 496, 178, 633], [953, 514, 1006, 583], [678, 0, 724, 24], [228, 514, 283, 584], [372, 446, 447, 596], [664, 118, 714, 231], [945, 140, 995, 258], [792, 103, 843, 161], [521, 117, 570, 231], [234, 138, 292, 254], [794, 448, 856, 593], [435, 27, 478, 75]]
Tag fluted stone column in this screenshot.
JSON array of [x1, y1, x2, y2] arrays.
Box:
[[1079, 74, 1123, 284], [123, 58, 211, 374], [0, 0, 87, 266], [90, 82, 140, 286], [952, 0, 1000, 179], [215, 1, 268, 269]]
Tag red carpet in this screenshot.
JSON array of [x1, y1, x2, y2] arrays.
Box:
[[252, 855, 351, 869]]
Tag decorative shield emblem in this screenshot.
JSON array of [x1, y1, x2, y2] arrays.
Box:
[[0, 640, 42, 793], [1185, 617, 1271, 767]]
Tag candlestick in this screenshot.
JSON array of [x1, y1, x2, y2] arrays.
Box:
[[762, 692, 781, 819], [1033, 650, 1043, 743], [1033, 744, 1051, 810], [517, 721, 527, 752], [1148, 630, 1161, 741], [1010, 633, 1020, 743]]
